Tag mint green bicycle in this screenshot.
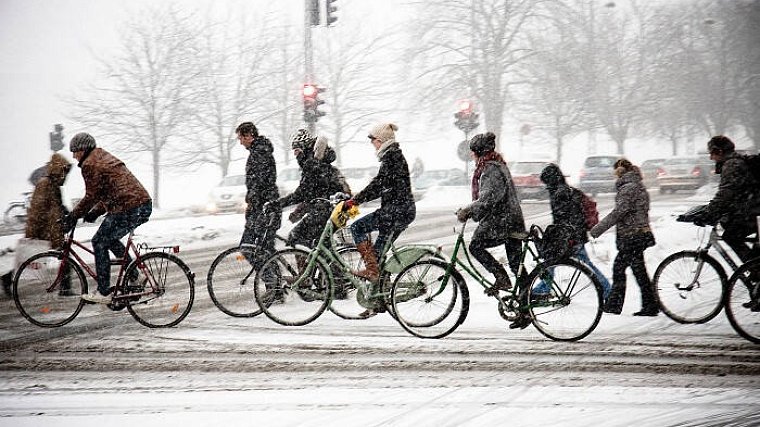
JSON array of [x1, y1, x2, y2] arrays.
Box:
[[390, 221, 603, 341]]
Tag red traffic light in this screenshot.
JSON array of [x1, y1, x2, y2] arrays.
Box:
[[458, 100, 473, 114], [303, 84, 318, 98]]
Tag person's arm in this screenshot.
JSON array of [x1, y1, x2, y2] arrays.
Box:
[[353, 163, 386, 204], [71, 166, 100, 219], [590, 186, 633, 238], [703, 158, 747, 222], [469, 165, 506, 221]]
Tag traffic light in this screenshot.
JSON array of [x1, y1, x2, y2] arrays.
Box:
[[302, 83, 326, 123], [454, 100, 479, 132], [308, 0, 319, 26], [49, 123, 64, 152], [325, 0, 338, 26]]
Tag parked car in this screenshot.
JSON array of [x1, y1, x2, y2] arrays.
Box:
[[656, 155, 715, 194], [206, 174, 247, 214], [578, 155, 620, 196], [640, 158, 666, 189], [510, 161, 552, 200]]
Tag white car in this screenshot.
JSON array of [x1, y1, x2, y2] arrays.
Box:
[[206, 174, 247, 214]]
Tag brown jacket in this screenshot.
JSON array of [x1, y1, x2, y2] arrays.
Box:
[[25, 154, 71, 248], [72, 148, 151, 219]]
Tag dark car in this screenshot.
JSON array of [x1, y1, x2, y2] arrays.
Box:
[[578, 155, 619, 196], [640, 158, 666, 189], [510, 161, 552, 200], [656, 155, 715, 193]]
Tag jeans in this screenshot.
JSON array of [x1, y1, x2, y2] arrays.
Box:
[[350, 211, 406, 257], [533, 244, 611, 300], [92, 201, 152, 295]]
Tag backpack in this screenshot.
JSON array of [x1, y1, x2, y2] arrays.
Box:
[[577, 189, 599, 230], [742, 153, 760, 186], [536, 224, 575, 262]]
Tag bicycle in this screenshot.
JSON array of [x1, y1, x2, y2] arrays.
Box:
[[4, 191, 31, 226], [653, 207, 756, 324], [724, 257, 760, 344], [12, 221, 195, 328], [252, 194, 441, 328], [389, 221, 604, 341]]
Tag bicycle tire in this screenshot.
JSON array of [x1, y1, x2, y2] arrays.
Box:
[[207, 246, 270, 318], [125, 252, 195, 328], [653, 251, 726, 324], [526, 258, 603, 342], [13, 250, 87, 327], [724, 258, 760, 344], [328, 246, 367, 320], [4, 202, 26, 226], [390, 259, 470, 339], [254, 248, 331, 326]]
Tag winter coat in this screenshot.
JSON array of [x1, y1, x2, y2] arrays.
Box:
[[352, 141, 416, 230], [71, 148, 151, 219], [465, 160, 526, 241], [245, 136, 279, 216], [544, 180, 588, 245], [590, 170, 653, 248], [703, 151, 760, 229], [25, 154, 71, 248], [279, 147, 345, 214]]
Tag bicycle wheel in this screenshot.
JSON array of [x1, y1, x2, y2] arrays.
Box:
[[207, 246, 269, 317], [4, 203, 26, 226], [653, 251, 726, 324], [254, 248, 331, 326], [328, 246, 367, 320], [391, 259, 469, 339], [13, 251, 87, 327], [125, 252, 195, 328], [527, 259, 603, 342], [724, 259, 760, 344]]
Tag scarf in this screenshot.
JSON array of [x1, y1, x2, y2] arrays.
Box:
[[471, 151, 505, 201], [376, 139, 398, 159]]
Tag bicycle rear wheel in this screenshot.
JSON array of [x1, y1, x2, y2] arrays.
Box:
[[125, 252, 195, 328], [653, 251, 726, 324], [527, 259, 603, 342], [391, 259, 469, 339], [724, 259, 760, 344], [207, 246, 269, 317], [13, 251, 87, 327], [254, 248, 331, 326]]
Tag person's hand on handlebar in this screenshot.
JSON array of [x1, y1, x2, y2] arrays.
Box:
[[342, 199, 358, 211]]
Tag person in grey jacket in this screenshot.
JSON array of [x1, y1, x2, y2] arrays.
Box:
[[457, 132, 526, 327], [590, 159, 658, 316]]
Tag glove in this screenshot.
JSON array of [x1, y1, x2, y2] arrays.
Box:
[[83, 210, 101, 223], [456, 207, 471, 223], [343, 199, 358, 211], [61, 214, 76, 232]]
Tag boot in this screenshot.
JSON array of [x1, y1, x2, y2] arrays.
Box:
[[1, 272, 12, 298], [353, 241, 379, 282], [485, 270, 512, 297], [603, 282, 625, 315], [633, 280, 659, 317]]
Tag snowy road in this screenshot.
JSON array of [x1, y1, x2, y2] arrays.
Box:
[[1, 191, 758, 426]]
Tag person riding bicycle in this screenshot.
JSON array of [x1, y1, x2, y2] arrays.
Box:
[[64, 133, 152, 304], [590, 159, 658, 316], [237, 121, 281, 265], [538, 163, 611, 301], [689, 136, 760, 266], [277, 130, 350, 247], [343, 123, 416, 318], [456, 132, 526, 327]]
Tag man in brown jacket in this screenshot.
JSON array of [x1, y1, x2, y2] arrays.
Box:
[[65, 133, 152, 304]]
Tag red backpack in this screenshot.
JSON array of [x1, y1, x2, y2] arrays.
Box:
[[576, 189, 599, 230]]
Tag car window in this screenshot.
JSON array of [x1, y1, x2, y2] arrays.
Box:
[[220, 175, 245, 186], [664, 158, 698, 165], [584, 157, 617, 168], [511, 162, 546, 174]]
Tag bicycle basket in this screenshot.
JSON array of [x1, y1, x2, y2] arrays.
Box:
[[536, 223, 574, 262], [333, 227, 353, 246]]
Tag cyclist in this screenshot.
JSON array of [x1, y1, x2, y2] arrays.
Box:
[[538, 163, 611, 301], [276, 130, 349, 247], [456, 132, 526, 327], [343, 123, 416, 318], [691, 136, 760, 266], [65, 133, 152, 304], [590, 159, 658, 316]]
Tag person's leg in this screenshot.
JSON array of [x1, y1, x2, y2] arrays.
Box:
[[630, 247, 658, 316], [350, 212, 380, 282], [576, 245, 611, 300], [91, 213, 129, 295], [469, 237, 511, 290], [722, 225, 757, 264], [606, 247, 633, 314]]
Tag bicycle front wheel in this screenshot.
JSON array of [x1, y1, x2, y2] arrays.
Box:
[[207, 246, 269, 317], [254, 248, 331, 326], [724, 259, 760, 344], [653, 251, 726, 324], [13, 251, 87, 327], [527, 259, 603, 342], [328, 246, 366, 320], [125, 252, 195, 328], [391, 259, 469, 339]]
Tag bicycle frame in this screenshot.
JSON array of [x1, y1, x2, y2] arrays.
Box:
[[679, 226, 744, 292]]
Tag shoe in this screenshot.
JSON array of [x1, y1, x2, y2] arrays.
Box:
[[261, 289, 285, 305], [1, 272, 12, 297], [358, 309, 378, 319], [81, 290, 112, 304], [632, 308, 659, 317], [509, 316, 531, 329]]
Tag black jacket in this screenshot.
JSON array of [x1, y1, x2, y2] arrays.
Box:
[[704, 151, 760, 229], [353, 144, 416, 229], [245, 136, 279, 215], [279, 149, 344, 210], [541, 166, 588, 245]]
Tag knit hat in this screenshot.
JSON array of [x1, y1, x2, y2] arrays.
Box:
[[369, 123, 398, 144], [290, 128, 317, 151], [707, 135, 735, 154], [469, 132, 496, 157], [69, 132, 97, 152]]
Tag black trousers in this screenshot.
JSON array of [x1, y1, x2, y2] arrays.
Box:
[[469, 237, 522, 280], [608, 234, 656, 311]]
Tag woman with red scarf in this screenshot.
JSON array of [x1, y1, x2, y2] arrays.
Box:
[[456, 132, 526, 325]]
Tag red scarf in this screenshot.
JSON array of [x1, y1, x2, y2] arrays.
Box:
[[471, 151, 506, 201]]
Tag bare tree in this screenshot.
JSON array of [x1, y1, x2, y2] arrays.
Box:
[[68, 5, 204, 208]]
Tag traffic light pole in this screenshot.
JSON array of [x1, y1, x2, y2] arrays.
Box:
[[304, 0, 315, 134]]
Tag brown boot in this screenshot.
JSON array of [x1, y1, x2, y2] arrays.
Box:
[[354, 241, 379, 282]]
